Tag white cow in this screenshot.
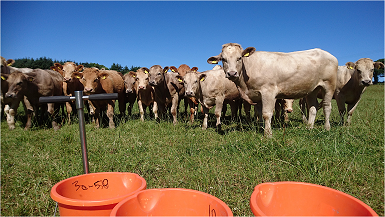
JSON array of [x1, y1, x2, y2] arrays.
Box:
[[207, 43, 338, 137]]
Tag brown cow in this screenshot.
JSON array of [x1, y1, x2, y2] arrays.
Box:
[[207, 43, 338, 137], [177, 66, 241, 130], [170, 64, 199, 122], [334, 59, 384, 125], [147, 65, 185, 125], [73, 68, 125, 128], [122, 71, 138, 116], [51, 62, 84, 124], [1, 69, 63, 130], [127, 68, 155, 121]]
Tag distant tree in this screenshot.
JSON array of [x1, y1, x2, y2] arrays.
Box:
[[110, 63, 123, 72], [374, 58, 384, 84]]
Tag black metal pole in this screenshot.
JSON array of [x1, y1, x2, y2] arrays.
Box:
[[75, 91, 89, 174]]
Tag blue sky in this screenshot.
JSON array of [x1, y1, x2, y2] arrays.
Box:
[[1, 1, 384, 73]]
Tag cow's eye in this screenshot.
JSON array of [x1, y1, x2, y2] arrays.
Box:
[[157, 73, 161, 76], [222, 58, 227, 63], [94, 78, 98, 82], [237, 57, 242, 61], [17, 81, 23, 85]]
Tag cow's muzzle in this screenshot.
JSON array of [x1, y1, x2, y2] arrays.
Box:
[[5, 92, 16, 98], [149, 81, 157, 86], [126, 89, 133, 94], [185, 91, 195, 97], [361, 80, 372, 86], [226, 71, 238, 78]]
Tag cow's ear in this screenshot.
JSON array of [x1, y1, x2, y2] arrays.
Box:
[[76, 65, 84, 72], [142, 67, 150, 74], [6, 59, 15, 66], [176, 75, 183, 83], [73, 72, 83, 79], [99, 72, 109, 80], [346, 62, 355, 70], [374, 62, 384, 70], [54, 63, 63, 70], [207, 55, 221, 64], [129, 71, 136, 78], [1, 73, 9, 81], [170, 66, 178, 73], [242, 47, 256, 57], [199, 74, 207, 82], [191, 67, 198, 72], [163, 66, 169, 73]]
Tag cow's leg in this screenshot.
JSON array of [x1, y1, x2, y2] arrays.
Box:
[[254, 102, 262, 122], [215, 99, 224, 130], [346, 100, 360, 125], [188, 98, 195, 123], [22, 97, 34, 130], [243, 100, 251, 121], [299, 98, 308, 124], [274, 99, 282, 123], [107, 102, 115, 129], [94, 107, 100, 128], [229, 100, 238, 120], [305, 92, 319, 129], [138, 100, 145, 122], [5, 102, 18, 130], [118, 97, 126, 119], [47, 102, 60, 131], [65, 101, 72, 125], [335, 96, 347, 125], [322, 90, 334, 131], [153, 101, 158, 120], [202, 105, 209, 130], [171, 96, 179, 125], [261, 94, 276, 137]]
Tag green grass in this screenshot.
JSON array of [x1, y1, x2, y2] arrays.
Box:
[[1, 85, 384, 216]]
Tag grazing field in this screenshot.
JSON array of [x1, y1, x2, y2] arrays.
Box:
[[1, 84, 384, 216]]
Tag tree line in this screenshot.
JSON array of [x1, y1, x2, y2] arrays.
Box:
[[11, 57, 140, 74]]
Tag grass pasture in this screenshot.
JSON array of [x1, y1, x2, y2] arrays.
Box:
[[1, 85, 384, 216]]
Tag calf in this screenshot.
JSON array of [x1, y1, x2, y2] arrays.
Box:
[[51, 62, 84, 124], [208, 43, 338, 137], [177, 66, 241, 130], [127, 68, 155, 121], [122, 71, 137, 116], [334, 59, 384, 125], [1, 69, 63, 130], [170, 64, 199, 122], [147, 65, 184, 125], [73, 68, 125, 128]]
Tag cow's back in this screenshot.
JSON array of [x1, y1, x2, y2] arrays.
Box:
[[243, 48, 338, 99]]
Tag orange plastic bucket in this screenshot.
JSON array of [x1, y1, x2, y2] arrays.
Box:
[[110, 188, 233, 216], [50, 172, 146, 216], [250, 181, 378, 216]]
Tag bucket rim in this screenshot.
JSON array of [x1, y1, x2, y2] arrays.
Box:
[[50, 172, 146, 207], [110, 187, 233, 216], [250, 181, 378, 216]]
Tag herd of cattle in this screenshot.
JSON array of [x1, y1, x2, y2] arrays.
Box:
[[1, 43, 384, 137]]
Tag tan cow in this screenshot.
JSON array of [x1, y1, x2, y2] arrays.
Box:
[[127, 68, 155, 121], [51, 62, 84, 124], [208, 43, 338, 137], [122, 71, 138, 116], [1, 69, 63, 130], [334, 59, 384, 125], [73, 68, 125, 128], [147, 65, 185, 125], [177, 66, 241, 130], [170, 64, 199, 122]]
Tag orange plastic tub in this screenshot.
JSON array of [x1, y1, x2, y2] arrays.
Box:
[[110, 188, 233, 216], [250, 181, 378, 216], [50, 172, 146, 216]]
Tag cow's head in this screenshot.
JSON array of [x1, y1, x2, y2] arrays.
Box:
[[207, 43, 255, 79], [178, 70, 204, 98], [1, 57, 15, 74], [123, 71, 137, 94], [3, 71, 34, 99], [135, 68, 150, 91], [57, 62, 84, 82], [73, 68, 106, 94], [148, 65, 169, 86], [351, 58, 384, 86]]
